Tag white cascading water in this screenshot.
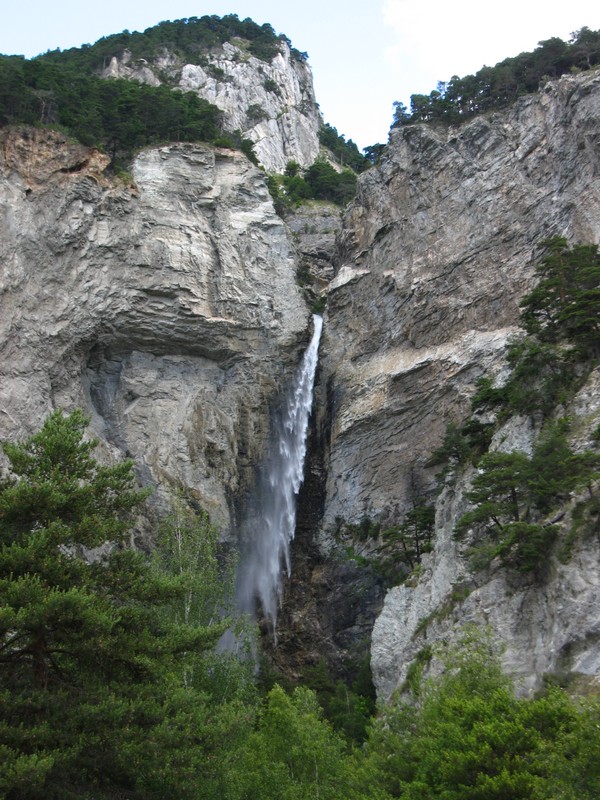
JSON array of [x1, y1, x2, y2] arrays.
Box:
[[237, 314, 323, 634]]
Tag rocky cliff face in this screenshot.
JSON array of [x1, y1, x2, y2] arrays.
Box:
[[371, 369, 600, 700], [0, 127, 309, 535], [322, 70, 600, 535], [317, 70, 600, 696], [2, 63, 600, 703], [104, 40, 322, 173]]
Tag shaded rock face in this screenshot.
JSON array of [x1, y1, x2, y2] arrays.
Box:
[[318, 70, 600, 697], [0, 127, 309, 535], [104, 41, 322, 173], [286, 202, 343, 292], [266, 367, 386, 681]]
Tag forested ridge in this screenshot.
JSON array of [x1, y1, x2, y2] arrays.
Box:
[[1, 411, 600, 799], [392, 27, 600, 127], [34, 14, 305, 71], [0, 14, 366, 201], [0, 15, 292, 164]]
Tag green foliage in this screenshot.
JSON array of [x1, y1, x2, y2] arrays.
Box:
[[263, 78, 281, 96], [0, 14, 304, 165], [206, 63, 225, 80], [0, 55, 224, 164], [432, 238, 600, 572], [268, 157, 359, 212], [455, 422, 600, 573], [520, 236, 600, 355], [302, 657, 376, 744], [356, 630, 600, 800], [284, 159, 301, 177], [381, 505, 435, 571], [246, 102, 268, 123], [449, 239, 599, 427], [3, 410, 600, 798], [363, 142, 386, 165], [305, 158, 357, 204], [530, 419, 599, 510], [402, 645, 432, 696], [427, 418, 494, 473], [318, 122, 369, 172], [231, 684, 353, 800], [0, 409, 146, 546], [503, 336, 580, 415], [151, 499, 258, 702], [312, 294, 327, 314], [471, 375, 509, 413], [493, 521, 558, 573], [337, 502, 435, 589], [567, 493, 600, 553], [392, 27, 600, 127], [428, 421, 472, 468], [34, 15, 288, 69], [469, 236, 600, 419], [0, 410, 244, 798], [458, 450, 534, 532], [392, 100, 410, 126]]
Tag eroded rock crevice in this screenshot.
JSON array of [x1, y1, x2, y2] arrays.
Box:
[[2, 69, 600, 701]]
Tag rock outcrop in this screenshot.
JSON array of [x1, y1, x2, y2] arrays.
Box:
[[0, 127, 309, 535], [322, 69, 600, 531], [317, 70, 600, 696], [103, 40, 322, 173], [372, 371, 600, 700], [286, 202, 343, 291]]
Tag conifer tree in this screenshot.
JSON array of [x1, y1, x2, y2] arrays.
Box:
[[0, 410, 234, 799]]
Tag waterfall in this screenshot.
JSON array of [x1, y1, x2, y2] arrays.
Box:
[[237, 314, 323, 634]]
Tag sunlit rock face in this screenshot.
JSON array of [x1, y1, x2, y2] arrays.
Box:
[[104, 40, 322, 173], [316, 70, 600, 695], [0, 127, 309, 534]]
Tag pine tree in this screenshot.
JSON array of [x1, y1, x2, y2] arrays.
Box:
[[520, 237, 600, 355], [0, 410, 234, 799]]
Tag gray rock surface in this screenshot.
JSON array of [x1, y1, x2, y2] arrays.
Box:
[[321, 70, 600, 532], [2, 65, 600, 702], [320, 70, 600, 697], [286, 202, 343, 291], [372, 392, 600, 700], [0, 127, 309, 534], [104, 40, 322, 173]]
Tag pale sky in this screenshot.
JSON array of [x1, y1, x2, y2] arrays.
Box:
[[1, 1, 599, 150]]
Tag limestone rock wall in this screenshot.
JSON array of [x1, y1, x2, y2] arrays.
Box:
[[318, 70, 600, 694], [0, 127, 309, 534], [372, 372, 600, 700], [104, 41, 322, 173], [321, 70, 600, 533]]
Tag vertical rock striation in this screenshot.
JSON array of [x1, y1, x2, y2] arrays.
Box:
[[318, 70, 600, 694], [104, 40, 322, 173], [0, 127, 309, 535]]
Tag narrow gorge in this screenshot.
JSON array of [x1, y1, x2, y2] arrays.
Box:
[[1, 19, 600, 714]]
